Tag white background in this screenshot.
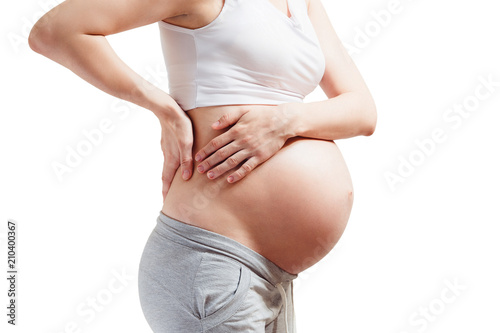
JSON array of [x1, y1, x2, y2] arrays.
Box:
[[1, 0, 499, 332]]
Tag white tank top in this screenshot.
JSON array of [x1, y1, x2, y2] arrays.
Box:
[[158, 0, 326, 111]]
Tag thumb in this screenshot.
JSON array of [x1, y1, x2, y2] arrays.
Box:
[[179, 144, 194, 181]]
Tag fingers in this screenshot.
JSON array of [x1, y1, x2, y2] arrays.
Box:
[[211, 108, 247, 130], [159, 112, 194, 201], [195, 130, 233, 163], [196, 141, 241, 175], [196, 107, 249, 163], [201, 150, 248, 180], [227, 157, 259, 183], [161, 153, 177, 202]]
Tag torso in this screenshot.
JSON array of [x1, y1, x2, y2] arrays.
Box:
[[162, 106, 354, 274], [160, 0, 352, 275]]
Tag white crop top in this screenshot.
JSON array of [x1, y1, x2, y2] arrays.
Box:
[[158, 0, 326, 111]]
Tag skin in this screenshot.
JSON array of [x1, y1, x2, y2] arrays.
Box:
[[29, 0, 377, 274]]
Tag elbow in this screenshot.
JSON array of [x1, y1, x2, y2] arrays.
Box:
[[28, 30, 45, 55], [29, 24, 50, 55], [28, 13, 61, 55], [29, 19, 48, 54], [363, 109, 377, 136], [361, 97, 377, 136]]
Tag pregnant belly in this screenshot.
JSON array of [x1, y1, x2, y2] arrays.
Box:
[[162, 106, 354, 274]]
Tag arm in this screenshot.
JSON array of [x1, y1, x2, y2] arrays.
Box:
[[195, 0, 376, 182], [28, 0, 197, 199], [28, 0, 189, 119], [283, 0, 377, 140]]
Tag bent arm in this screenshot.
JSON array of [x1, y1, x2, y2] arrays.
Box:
[[284, 0, 377, 140], [28, 0, 190, 120]]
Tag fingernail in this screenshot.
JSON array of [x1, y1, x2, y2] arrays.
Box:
[[227, 176, 234, 183], [207, 171, 214, 179], [182, 170, 189, 179], [212, 121, 220, 127], [195, 154, 201, 161], [197, 165, 204, 173]]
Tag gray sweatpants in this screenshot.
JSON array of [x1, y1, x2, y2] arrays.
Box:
[[138, 211, 298, 333]]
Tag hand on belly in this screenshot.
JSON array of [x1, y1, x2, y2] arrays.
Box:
[[162, 106, 354, 274], [194, 104, 295, 184]]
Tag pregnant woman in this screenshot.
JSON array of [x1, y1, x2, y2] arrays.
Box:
[[29, 0, 376, 331]]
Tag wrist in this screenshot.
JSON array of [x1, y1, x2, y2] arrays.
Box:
[[280, 102, 305, 139], [154, 98, 185, 125], [130, 78, 185, 122]]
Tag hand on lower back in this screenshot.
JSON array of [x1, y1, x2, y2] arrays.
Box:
[[159, 110, 194, 202]]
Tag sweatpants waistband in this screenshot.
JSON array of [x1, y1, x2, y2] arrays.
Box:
[[155, 211, 298, 285]]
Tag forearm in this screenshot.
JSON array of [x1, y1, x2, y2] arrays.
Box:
[[283, 91, 377, 141], [28, 26, 181, 121]]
